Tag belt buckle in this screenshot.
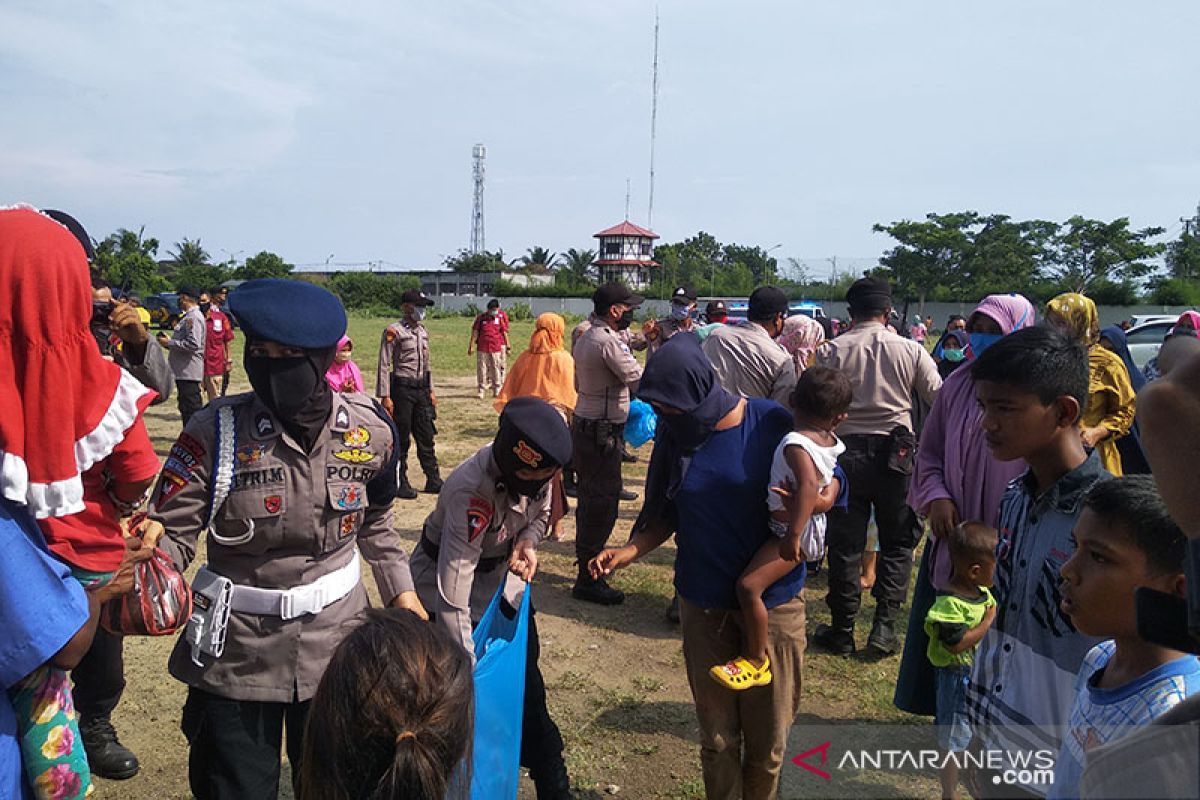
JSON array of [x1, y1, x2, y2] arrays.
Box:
[[280, 587, 324, 620]]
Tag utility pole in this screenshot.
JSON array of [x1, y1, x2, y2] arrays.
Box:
[[647, 7, 660, 228]]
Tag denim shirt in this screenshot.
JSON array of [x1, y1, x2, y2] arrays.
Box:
[[965, 451, 1110, 788]]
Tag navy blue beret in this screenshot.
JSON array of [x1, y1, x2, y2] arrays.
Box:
[[496, 397, 572, 468], [227, 278, 347, 349]]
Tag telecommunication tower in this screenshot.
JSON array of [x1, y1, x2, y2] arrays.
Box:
[[470, 144, 486, 254]]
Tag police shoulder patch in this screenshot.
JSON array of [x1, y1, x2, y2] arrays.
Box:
[[466, 496, 493, 543]]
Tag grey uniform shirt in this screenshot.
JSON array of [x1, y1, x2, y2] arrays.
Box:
[[814, 321, 941, 436], [153, 391, 413, 703], [702, 320, 798, 406], [645, 316, 695, 358], [116, 342, 172, 403], [376, 319, 431, 396], [166, 305, 206, 382], [573, 319, 643, 422], [571, 313, 647, 354], [410, 445, 551, 657]]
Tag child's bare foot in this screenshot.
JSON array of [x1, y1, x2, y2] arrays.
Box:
[[861, 552, 877, 590]]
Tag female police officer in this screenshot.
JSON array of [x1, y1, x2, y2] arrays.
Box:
[[410, 396, 573, 799], [144, 278, 425, 799]]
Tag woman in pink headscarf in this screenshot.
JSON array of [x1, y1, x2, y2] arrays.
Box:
[[895, 293, 1035, 717], [777, 314, 825, 375], [324, 336, 364, 393]]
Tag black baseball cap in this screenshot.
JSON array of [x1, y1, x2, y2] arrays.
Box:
[[486, 298, 500, 309], [671, 284, 698, 304], [845, 277, 892, 313], [705, 299, 728, 318], [592, 282, 644, 311], [748, 286, 788, 321], [401, 289, 434, 307]]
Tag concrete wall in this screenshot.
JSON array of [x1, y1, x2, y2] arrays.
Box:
[[433, 295, 1194, 328]]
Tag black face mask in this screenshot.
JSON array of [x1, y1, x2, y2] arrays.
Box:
[[499, 474, 550, 500], [198, 302, 212, 314], [244, 345, 336, 451], [659, 413, 713, 453], [615, 308, 635, 331]]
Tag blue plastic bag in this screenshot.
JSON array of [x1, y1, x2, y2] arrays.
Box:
[[470, 576, 530, 800], [624, 398, 658, 448]]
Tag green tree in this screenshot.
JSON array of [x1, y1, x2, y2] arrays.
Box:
[[722, 244, 778, 285], [327, 272, 420, 310], [873, 212, 980, 314], [559, 247, 597, 283], [1165, 228, 1200, 281], [1046, 216, 1165, 293], [93, 227, 167, 295], [237, 251, 294, 280], [443, 249, 507, 272], [960, 215, 1058, 298], [169, 238, 211, 268], [516, 246, 559, 274]]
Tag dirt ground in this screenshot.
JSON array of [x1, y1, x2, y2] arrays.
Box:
[[95, 317, 933, 799]]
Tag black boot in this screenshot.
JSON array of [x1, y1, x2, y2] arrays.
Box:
[[397, 477, 418, 500], [572, 569, 625, 605], [865, 604, 901, 656], [811, 623, 856, 655], [81, 716, 140, 780], [423, 475, 444, 494], [530, 758, 572, 800]]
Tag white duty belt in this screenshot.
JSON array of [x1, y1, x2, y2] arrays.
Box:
[[195, 550, 361, 621]]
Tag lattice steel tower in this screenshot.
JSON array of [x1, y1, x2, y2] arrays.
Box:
[[470, 143, 486, 254]]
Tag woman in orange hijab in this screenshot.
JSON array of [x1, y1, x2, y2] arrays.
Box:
[[495, 313, 576, 536]]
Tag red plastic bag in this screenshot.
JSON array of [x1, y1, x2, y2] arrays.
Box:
[[101, 518, 192, 636]]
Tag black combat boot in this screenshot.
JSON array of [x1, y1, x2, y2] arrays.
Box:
[[81, 716, 139, 780]]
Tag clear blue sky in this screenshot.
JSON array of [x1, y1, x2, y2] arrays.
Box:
[[4, 1, 1198, 277]]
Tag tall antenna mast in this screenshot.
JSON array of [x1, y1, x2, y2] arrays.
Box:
[[470, 143, 486, 254], [647, 7, 659, 228], [625, 178, 631, 220]]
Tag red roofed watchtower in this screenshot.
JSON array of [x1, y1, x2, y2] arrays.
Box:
[[592, 220, 659, 290]]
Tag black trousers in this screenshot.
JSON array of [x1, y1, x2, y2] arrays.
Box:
[[181, 687, 309, 800], [519, 611, 566, 784], [71, 627, 125, 722], [390, 379, 439, 487], [824, 434, 923, 631], [177, 379, 204, 426], [571, 418, 624, 565], [220, 369, 231, 397]]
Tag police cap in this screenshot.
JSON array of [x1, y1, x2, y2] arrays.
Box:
[[401, 289, 434, 307], [228, 278, 347, 349], [592, 282, 644, 313], [494, 397, 572, 471], [748, 285, 788, 321], [671, 283, 698, 304], [845, 277, 892, 314]]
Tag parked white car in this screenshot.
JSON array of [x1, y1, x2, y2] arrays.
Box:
[[1128, 314, 1181, 328], [1123, 320, 1178, 371]]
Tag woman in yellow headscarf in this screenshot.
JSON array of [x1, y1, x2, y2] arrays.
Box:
[[1044, 293, 1136, 475], [495, 312, 576, 536]]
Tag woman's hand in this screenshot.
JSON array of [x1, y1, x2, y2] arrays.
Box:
[[1080, 425, 1109, 449], [390, 590, 429, 621], [589, 544, 638, 579], [508, 539, 538, 582], [927, 498, 960, 540], [92, 537, 155, 602]]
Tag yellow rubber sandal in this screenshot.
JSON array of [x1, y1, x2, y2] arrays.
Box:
[[708, 656, 772, 691]]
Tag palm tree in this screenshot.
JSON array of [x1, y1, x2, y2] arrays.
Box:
[[560, 247, 597, 282], [517, 246, 559, 274], [169, 238, 211, 267]]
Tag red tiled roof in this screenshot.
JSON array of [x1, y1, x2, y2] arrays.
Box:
[[593, 220, 659, 239]]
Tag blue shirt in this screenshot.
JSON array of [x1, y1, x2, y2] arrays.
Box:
[[1050, 641, 1200, 799], [0, 500, 90, 800], [966, 452, 1110, 793], [673, 398, 800, 610]]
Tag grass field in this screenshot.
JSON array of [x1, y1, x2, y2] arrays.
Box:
[[104, 312, 934, 800]]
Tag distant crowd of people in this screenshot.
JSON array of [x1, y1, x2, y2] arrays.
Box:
[[5, 202, 1200, 800]]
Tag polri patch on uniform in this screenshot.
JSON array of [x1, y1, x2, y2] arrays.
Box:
[[335, 406, 351, 429], [334, 425, 374, 462], [467, 496, 493, 543], [333, 448, 374, 464], [339, 513, 357, 540], [334, 484, 363, 510], [513, 440, 543, 468], [255, 413, 275, 436], [235, 444, 266, 464], [264, 495, 283, 514], [175, 432, 206, 461], [385, 329, 397, 343], [157, 470, 189, 503]]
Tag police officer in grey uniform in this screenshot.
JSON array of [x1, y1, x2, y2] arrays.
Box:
[[377, 288, 442, 498], [411, 397, 573, 799], [643, 283, 698, 359], [144, 278, 425, 799], [571, 282, 644, 604]]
